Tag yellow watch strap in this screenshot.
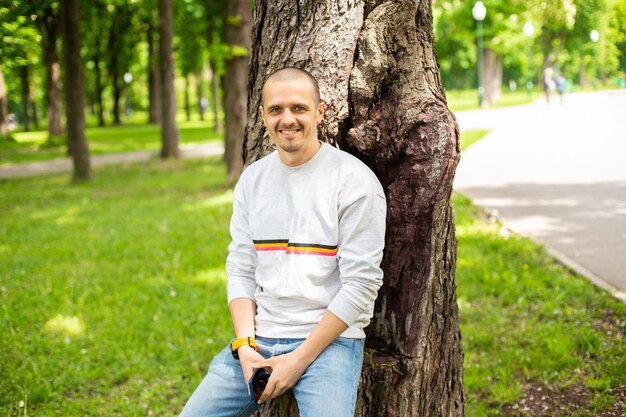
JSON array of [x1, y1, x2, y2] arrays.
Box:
[[231, 337, 257, 351]]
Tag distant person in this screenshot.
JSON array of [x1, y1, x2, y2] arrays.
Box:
[[555, 73, 566, 103], [543, 67, 555, 103]]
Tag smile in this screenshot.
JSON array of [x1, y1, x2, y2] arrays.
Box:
[[279, 129, 301, 134]]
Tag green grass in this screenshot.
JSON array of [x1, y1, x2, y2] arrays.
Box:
[[0, 119, 221, 166], [446, 89, 536, 112], [460, 129, 490, 150], [455, 194, 625, 415], [1, 155, 624, 416]]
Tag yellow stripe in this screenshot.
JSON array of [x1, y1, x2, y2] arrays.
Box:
[[287, 247, 337, 253]]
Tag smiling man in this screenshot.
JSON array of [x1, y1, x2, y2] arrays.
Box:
[[179, 67, 386, 417]]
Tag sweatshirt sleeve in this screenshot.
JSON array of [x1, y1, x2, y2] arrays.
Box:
[[327, 192, 386, 326], [226, 178, 258, 304]]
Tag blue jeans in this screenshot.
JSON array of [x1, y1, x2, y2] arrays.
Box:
[[178, 336, 364, 417]]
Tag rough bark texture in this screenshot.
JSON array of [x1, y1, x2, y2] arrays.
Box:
[[60, 0, 91, 180], [484, 48, 502, 107], [223, 0, 251, 182], [159, 0, 180, 158], [148, 21, 162, 124], [246, 1, 464, 416], [42, 5, 63, 136], [0, 65, 8, 139]]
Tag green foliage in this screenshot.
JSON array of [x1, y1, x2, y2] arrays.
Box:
[[434, 0, 626, 90]]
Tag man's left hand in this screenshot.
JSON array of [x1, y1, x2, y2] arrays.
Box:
[[251, 351, 311, 404]]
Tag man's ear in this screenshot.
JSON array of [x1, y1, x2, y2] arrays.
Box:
[[317, 102, 325, 123]]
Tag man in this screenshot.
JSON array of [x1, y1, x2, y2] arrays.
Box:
[[179, 67, 386, 417]]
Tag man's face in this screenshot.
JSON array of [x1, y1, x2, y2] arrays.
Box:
[[261, 78, 324, 163]]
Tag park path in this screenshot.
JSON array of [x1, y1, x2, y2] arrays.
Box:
[[454, 89, 626, 302], [0, 141, 224, 179]]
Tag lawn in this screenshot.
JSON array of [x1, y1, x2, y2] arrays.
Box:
[[0, 119, 220, 166], [1, 155, 624, 416]]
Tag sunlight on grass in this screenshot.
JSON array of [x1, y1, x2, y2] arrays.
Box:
[[183, 189, 234, 211], [44, 315, 85, 337], [191, 268, 228, 286]]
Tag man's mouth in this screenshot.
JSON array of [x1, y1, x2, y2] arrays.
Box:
[[278, 128, 301, 135]]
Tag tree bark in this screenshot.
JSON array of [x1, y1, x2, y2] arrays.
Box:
[[484, 47, 502, 107], [246, 1, 464, 416], [60, 0, 91, 180], [20, 66, 30, 132], [0, 64, 8, 139], [223, 0, 250, 182], [30, 97, 39, 129], [159, 0, 180, 158], [42, 5, 63, 137], [148, 21, 162, 124]]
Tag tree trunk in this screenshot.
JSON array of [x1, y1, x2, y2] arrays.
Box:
[[30, 97, 39, 129], [223, 0, 250, 182], [42, 5, 63, 137], [0, 64, 8, 139], [159, 0, 180, 158], [60, 0, 91, 180], [245, 1, 464, 416], [148, 22, 162, 124], [484, 47, 502, 107], [184, 74, 191, 121], [210, 61, 221, 132], [112, 73, 122, 125], [94, 50, 105, 127], [20, 66, 30, 131], [196, 68, 204, 121], [578, 56, 587, 87]]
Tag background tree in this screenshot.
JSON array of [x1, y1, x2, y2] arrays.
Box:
[[222, 0, 250, 182], [60, 0, 91, 180], [105, 0, 138, 125], [245, 1, 463, 416], [176, 0, 208, 122], [159, 0, 180, 158]]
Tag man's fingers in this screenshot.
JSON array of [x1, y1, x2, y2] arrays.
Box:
[[258, 379, 276, 404]]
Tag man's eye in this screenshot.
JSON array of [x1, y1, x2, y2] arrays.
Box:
[[294, 106, 305, 111], [269, 108, 280, 113]]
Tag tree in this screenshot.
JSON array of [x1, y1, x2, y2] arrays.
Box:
[[39, 2, 63, 137], [245, 1, 463, 416], [0, 64, 8, 139], [60, 0, 91, 180], [222, 0, 250, 182], [159, 0, 180, 158]]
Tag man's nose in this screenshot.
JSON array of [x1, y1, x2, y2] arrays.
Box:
[[282, 109, 296, 124]]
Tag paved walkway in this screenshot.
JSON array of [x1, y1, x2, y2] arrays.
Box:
[[0, 141, 224, 179], [454, 89, 626, 302]]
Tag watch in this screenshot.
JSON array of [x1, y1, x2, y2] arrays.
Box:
[[230, 337, 257, 359]]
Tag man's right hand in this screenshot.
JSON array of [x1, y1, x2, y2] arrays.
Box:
[[237, 345, 266, 394]]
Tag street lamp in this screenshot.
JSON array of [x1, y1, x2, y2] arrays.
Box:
[[590, 30, 599, 88], [523, 22, 534, 96], [473, 1, 487, 108]]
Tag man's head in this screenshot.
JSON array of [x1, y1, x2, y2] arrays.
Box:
[[260, 67, 324, 166]]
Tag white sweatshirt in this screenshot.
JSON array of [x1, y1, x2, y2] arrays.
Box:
[[226, 142, 386, 339]]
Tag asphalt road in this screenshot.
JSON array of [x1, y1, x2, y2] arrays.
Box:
[[454, 89, 626, 301]]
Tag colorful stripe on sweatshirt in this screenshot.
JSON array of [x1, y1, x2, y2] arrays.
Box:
[[253, 240, 338, 256]]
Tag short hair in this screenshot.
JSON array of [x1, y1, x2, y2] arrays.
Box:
[[261, 67, 321, 106]]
